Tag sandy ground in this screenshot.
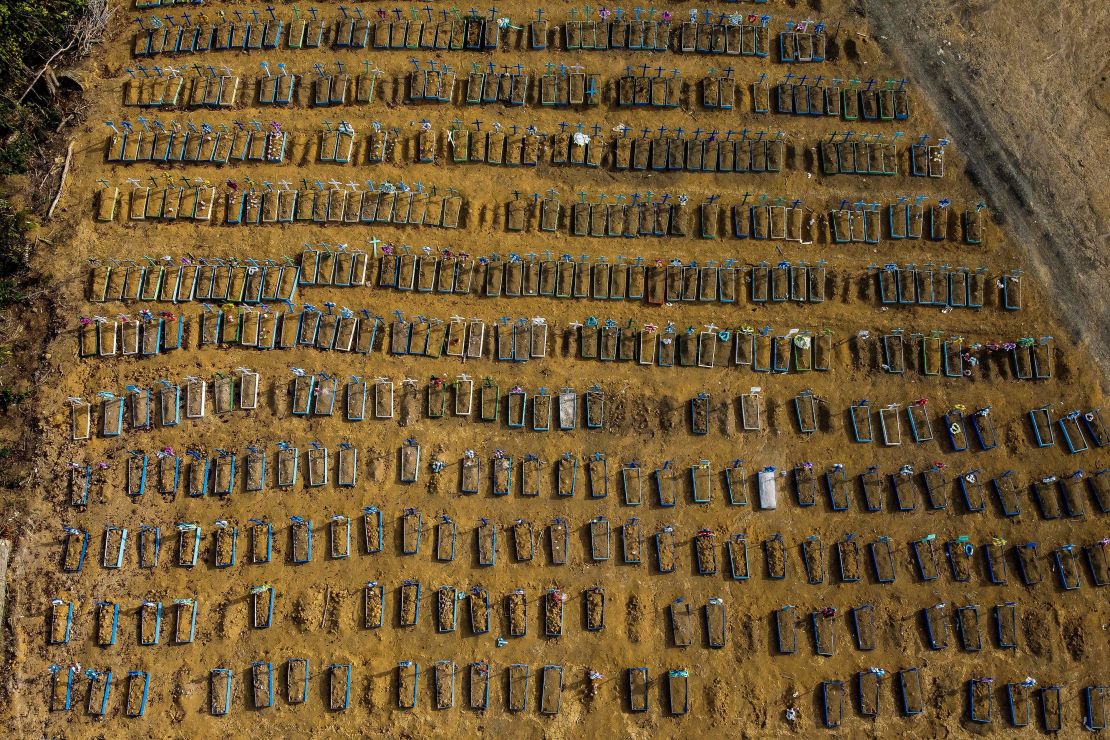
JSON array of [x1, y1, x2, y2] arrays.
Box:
[[866, 0, 1110, 375], [1, 0, 1107, 737]]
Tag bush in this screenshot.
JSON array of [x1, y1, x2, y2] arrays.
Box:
[[0, 1, 88, 175], [0, 198, 32, 280], [0, 388, 29, 411], [0, 1, 88, 91]]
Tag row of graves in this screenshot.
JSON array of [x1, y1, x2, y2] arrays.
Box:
[[121, 61, 913, 124], [130, 8, 832, 61]]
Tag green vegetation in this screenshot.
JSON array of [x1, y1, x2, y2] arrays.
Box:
[[0, 1, 88, 175], [0, 202, 34, 280], [0, 388, 29, 411], [0, 0, 94, 503], [0, 0, 90, 302]]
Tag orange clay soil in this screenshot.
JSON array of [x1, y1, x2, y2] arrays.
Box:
[[6, 0, 1108, 736]]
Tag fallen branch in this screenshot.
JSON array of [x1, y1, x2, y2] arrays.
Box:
[[18, 0, 112, 104], [17, 40, 76, 104], [46, 141, 74, 221]]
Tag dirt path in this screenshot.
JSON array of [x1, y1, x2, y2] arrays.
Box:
[[865, 0, 1110, 383]]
